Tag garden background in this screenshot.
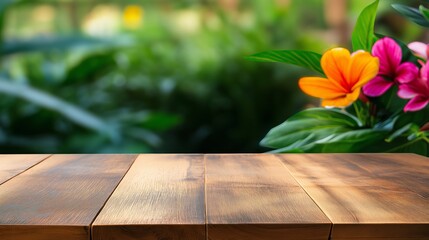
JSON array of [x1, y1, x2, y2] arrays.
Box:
[[0, 0, 422, 153]]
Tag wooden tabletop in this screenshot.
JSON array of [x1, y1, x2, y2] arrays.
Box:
[[0, 154, 428, 240]]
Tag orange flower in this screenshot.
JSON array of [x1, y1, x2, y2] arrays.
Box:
[[299, 48, 379, 107]]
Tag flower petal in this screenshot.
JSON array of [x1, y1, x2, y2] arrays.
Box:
[[395, 62, 419, 84], [299, 77, 345, 99], [404, 96, 429, 112], [321, 88, 360, 107], [321, 48, 350, 91], [408, 41, 428, 59], [362, 76, 394, 97], [420, 61, 429, 82], [348, 51, 379, 90], [398, 84, 418, 99], [372, 37, 402, 76]]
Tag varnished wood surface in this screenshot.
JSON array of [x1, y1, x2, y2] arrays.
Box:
[[279, 154, 429, 240], [0, 154, 137, 240], [347, 153, 429, 199], [0, 153, 428, 240], [0, 154, 50, 184], [92, 154, 206, 240], [205, 154, 332, 240]]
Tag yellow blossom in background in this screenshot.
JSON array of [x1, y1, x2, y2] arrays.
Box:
[[123, 5, 144, 29]]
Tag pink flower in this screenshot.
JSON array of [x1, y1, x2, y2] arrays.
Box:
[[363, 37, 419, 97], [408, 41, 429, 60], [398, 61, 429, 112]]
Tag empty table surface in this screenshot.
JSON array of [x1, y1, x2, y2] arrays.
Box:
[[0, 153, 427, 240]]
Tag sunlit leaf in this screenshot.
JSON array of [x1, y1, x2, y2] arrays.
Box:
[[352, 0, 379, 51], [261, 108, 360, 151]]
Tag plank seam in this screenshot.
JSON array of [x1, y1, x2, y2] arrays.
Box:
[[274, 154, 334, 240], [328, 223, 334, 240], [89, 154, 140, 240], [0, 154, 52, 186]]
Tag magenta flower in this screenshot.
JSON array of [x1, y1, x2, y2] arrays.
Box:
[[363, 37, 419, 97], [398, 62, 429, 112], [408, 41, 429, 60]]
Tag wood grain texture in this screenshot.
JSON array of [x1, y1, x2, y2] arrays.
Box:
[[279, 154, 429, 240], [345, 153, 429, 199], [205, 154, 332, 240], [0, 154, 137, 240], [92, 154, 206, 240], [0, 154, 50, 184]]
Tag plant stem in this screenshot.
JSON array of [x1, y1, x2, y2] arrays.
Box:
[[353, 102, 365, 126]]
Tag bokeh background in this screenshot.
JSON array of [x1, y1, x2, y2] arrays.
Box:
[[0, 0, 424, 153]]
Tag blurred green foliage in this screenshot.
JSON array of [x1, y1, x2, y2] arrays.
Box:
[[0, 0, 420, 153]]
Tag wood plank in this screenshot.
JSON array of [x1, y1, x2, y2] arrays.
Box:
[[92, 154, 206, 240], [205, 154, 332, 240], [0, 154, 137, 240], [279, 154, 429, 240], [0, 154, 50, 184], [344, 153, 429, 199]]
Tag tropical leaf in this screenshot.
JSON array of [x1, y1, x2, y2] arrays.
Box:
[[246, 50, 323, 75], [261, 108, 360, 151], [352, 0, 379, 51], [392, 4, 429, 27], [0, 78, 118, 140], [298, 129, 390, 153]]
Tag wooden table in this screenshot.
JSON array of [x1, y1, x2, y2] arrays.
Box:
[[0, 154, 428, 240]]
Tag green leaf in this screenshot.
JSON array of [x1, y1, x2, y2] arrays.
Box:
[[392, 4, 429, 27], [393, 108, 429, 130], [420, 5, 429, 21], [246, 50, 323, 75], [386, 123, 419, 142], [299, 129, 389, 153], [0, 78, 118, 140], [369, 85, 407, 120], [384, 136, 428, 155], [261, 108, 360, 151], [352, 0, 379, 51]]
